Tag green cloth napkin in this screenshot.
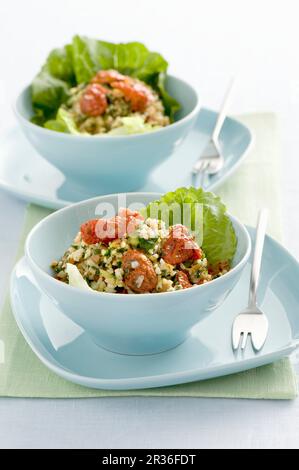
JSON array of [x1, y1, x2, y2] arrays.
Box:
[[0, 113, 297, 399]]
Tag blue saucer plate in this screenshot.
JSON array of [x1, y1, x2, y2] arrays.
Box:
[[0, 108, 253, 210], [10, 228, 299, 390]]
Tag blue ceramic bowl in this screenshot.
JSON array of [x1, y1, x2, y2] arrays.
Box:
[[25, 193, 251, 355], [15, 76, 200, 194]]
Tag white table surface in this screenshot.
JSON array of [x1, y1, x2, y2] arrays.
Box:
[[1, 0, 299, 449]]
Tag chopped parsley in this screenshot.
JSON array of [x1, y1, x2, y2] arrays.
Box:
[[138, 237, 158, 252]]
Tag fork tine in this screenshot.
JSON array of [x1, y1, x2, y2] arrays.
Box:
[[241, 332, 249, 350], [251, 316, 269, 351], [232, 324, 241, 350], [192, 159, 206, 174], [202, 161, 210, 172], [198, 161, 210, 188]]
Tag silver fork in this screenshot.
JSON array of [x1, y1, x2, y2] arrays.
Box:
[[192, 77, 236, 187], [232, 209, 269, 351]]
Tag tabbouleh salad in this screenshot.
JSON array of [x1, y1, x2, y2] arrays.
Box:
[[51, 207, 230, 295], [30, 36, 180, 136], [58, 70, 170, 135]]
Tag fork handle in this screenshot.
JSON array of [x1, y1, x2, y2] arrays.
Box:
[[212, 77, 236, 143], [248, 209, 268, 309]]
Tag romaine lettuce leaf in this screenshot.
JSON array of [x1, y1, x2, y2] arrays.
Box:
[[133, 52, 168, 81], [71, 36, 167, 83], [110, 42, 149, 75], [44, 119, 68, 133], [45, 107, 82, 134], [144, 187, 237, 265], [108, 116, 160, 135], [71, 35, 103, 83], [46, 45, 75, 83], [66, 264, 92, 291], [31, 45, 75, 124], [31, 70, 70, 114], [156, 73, 181, 121], [56, 107, 81, 134]]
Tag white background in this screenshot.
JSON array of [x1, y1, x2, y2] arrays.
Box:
[[0, 0, 299, 449]]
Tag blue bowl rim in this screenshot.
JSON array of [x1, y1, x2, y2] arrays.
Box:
[[25, 191, 252, 299], [14, 74, 201, 141]]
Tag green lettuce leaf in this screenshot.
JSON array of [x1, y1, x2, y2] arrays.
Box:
[[31, 45, 75, 125], [71, 35, 103, 83], [44, 119, 68, 133], [31, 70, 70, 112], [108, 116, 160, 135], [71, 36, 168, 82], [66, 264, 92, 291], [45, 107, 82, 134], [45, 45, 75, 83], [144, 187, 237, 265], [56, 107, 81, 134], [156, 73, 181, 121], [111, 42, 149, 75], [133, 52, 168, 81], [30, 36, 180, 128]]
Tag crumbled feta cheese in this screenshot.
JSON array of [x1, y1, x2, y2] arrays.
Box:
[[155, 266, 161, 275], [161, 278, 174, 292], [86, 258, 99, 268], [105, 286, 116, 293], [71, 248, 84, 262], [115, 268, 124, 279], [84, 248, 92, 259], [196, 257, 208, 267], [134, 218, 168, 241]]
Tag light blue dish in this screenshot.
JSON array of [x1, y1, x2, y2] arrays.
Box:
[[25, 192, 250, 355], [14, 76, 200, 194], [0, 108, 253, 210], [11, 227, 299, 390]]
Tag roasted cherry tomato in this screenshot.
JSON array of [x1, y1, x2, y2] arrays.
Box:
[[110, 80, 154, 112], [176, 270, 192, 289], [118, 208, 144, 234], [91, 69, 127, 85], [80, 219, 101, 245], [162, 224, 202, 265], [122, 249, 157, 293], [80, 83, 108, 117], [80, 209, 144, 245]]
